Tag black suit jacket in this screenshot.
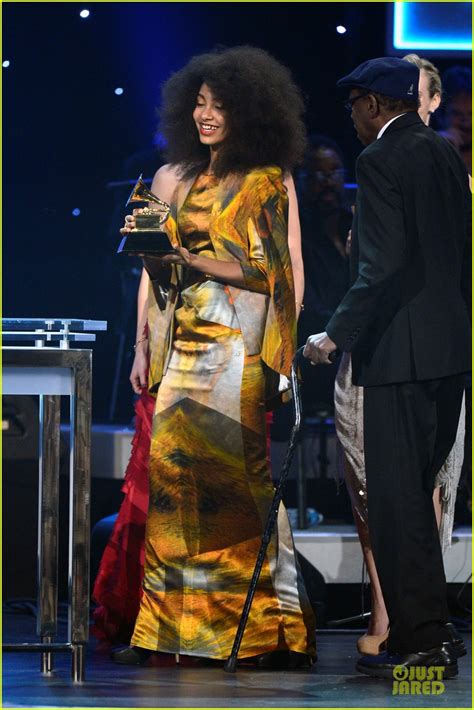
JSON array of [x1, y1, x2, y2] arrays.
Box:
[[326, 112, 471, 386]]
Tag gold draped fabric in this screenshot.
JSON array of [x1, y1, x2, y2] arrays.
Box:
[[147, 167, 297, 395], [132, 171, 316, 659]]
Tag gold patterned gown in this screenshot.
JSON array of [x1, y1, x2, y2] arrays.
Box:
[[131, 174, 316, 660]]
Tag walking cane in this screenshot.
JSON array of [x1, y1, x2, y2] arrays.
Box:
[[223, 346, 306, 673]]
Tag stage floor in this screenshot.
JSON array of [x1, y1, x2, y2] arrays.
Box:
[[2, 614, 471, 708]]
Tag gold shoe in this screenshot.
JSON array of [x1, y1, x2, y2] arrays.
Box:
[[356, 630, 389, 655]]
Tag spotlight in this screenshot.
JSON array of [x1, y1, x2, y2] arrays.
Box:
[[114, 87, 124, 95], [72, 208, 81, 217], [336, 25, 347, 34], [3, 60, 10, 68], [79, 9, 90, 19]]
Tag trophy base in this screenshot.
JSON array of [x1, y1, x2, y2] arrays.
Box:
[[117, 231, 175, 256]]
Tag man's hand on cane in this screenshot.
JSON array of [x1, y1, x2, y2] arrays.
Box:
[[303, 332, 338, 365]]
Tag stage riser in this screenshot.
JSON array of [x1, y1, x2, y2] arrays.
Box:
[[88, 425, 134, 479], [294, 528, 472, 585]]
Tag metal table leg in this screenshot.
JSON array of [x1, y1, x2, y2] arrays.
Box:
[[69, 352, 92, 682], [72, 644, 86, 683], [37, 394, 60, 674]]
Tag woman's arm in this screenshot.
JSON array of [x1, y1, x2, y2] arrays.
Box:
[[127, 164, 180, 393], [129, 268, 150, 394], [136, 268, 149, 341], [166, 249, 250, 289], [284, 174, 304, 319]]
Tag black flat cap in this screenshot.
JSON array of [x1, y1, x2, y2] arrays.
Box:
[[337, 56, 419, 102]]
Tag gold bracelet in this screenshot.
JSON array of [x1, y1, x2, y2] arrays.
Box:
[[133, 335, 148, 351]]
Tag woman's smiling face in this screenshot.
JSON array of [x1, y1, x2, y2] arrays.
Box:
[[193, 83, 227, 146]]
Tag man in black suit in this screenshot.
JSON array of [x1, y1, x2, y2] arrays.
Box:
[[304, 57, 471, 678]]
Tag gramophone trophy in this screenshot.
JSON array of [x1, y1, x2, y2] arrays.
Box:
[[117, 175, 175, 255]]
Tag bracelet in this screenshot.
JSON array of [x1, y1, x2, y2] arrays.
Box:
[[133, 335, 148, 351]]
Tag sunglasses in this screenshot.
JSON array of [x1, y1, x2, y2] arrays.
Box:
[[344, 93, 370, 112]]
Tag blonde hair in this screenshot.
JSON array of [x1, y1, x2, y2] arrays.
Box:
[[403, 53, 442, 99]]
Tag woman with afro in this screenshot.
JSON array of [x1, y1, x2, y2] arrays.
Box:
[[112, 46, 316, 668]]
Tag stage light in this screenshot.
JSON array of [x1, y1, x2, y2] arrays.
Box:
[[2, 60, 10, 68], [114, 87, 124, 95], [336, 25, 347, 35], [72, 208, 81, 217], [79, 9, 90, 19], [393, 3, 471, 51]]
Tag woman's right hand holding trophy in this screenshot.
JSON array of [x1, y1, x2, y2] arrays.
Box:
[[120, 212, 137, 235]]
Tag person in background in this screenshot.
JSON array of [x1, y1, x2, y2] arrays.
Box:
[[403, 54, 441, 124], [296, 135, 351, 414], [110, 45, 315, 669], [335, 53, 467, 657], [438, 65, 472, 174]]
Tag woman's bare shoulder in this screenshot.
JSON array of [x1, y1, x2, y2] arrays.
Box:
[[151, 164, 181, 203]]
